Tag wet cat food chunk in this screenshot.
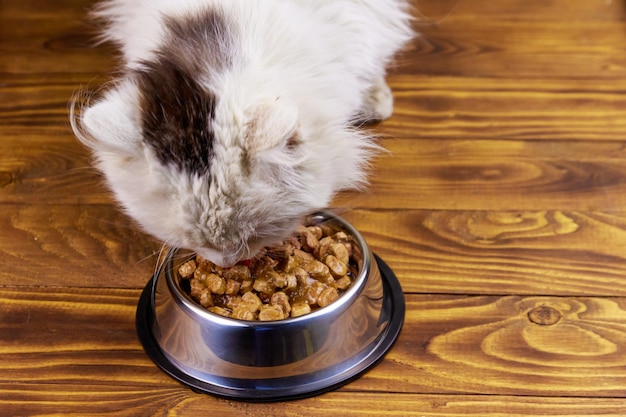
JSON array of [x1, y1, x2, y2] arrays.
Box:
[[178, 224, 357, 321]]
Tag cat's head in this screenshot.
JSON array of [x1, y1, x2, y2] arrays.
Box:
[[72, 57, 373, 266]]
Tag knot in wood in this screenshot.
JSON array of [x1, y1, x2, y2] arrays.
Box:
[[528, 305, 562, 326]]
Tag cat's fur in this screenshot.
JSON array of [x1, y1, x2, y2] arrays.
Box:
[[72, 0, 414, 266]]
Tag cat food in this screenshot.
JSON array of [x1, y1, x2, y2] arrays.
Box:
[[177, 224, 357, 321]]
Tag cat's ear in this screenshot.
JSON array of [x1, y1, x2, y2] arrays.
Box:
[[75, 82, 143, 154], [244, 99, 302, 160]]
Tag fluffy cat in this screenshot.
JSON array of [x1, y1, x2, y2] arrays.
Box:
[[72, 0, 414, 267]]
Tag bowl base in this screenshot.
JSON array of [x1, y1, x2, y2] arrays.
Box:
[[135, 254, 405, 402]]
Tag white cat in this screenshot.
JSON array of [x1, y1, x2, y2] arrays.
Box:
[[72, 0, 414, 266]]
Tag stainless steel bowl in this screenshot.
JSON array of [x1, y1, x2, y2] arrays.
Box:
[[136, 211, 404, 401]]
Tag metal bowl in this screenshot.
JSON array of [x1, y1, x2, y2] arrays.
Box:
[[136, 211, 404, 401]]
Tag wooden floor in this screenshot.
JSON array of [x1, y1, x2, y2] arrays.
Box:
[[2, 0, 626, 415]]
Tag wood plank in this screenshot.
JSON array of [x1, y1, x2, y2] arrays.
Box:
[[103, 393, 626, 417], [340, 209, 626, 296], [0, 205, 160, 288], [398, 1, 626, 80], [4, 205, 626, 296], [0, 133, 110, 205], [2, 389, 626, 417], [334, 138, 626, 211], [385, 76, 626, 141], [416, 0, 626, 23], [0, 74, 108, 134], [361, 295, 626, 396], [400, 23, 626, 80], [2, 288, 626, 397], [0, 0, 114, 75], [3, 0, 626, 79]]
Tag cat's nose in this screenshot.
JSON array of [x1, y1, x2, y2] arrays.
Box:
[[195, 247, 236, 268], [220, 253, 244, 268]]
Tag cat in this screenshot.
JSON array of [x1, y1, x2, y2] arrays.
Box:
[[71, 0, 414, 267]]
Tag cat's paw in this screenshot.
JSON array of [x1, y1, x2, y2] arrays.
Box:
[[358, 78, 394, 123]]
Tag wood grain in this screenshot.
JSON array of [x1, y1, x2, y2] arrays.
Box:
[[5, 205, 626, 295], [399, 0, 626, 79], [0, 0, 114, 75], [334, 138, 626, 211], [0, 136, 109, 205], [0, 75, 102, 133], [2, 390, 626, 417], [384, 76, 626, 141], [379, 295, 626, 396], [400, 23, 626, 79], [2, 289, 626, 403], [0, 204, 160, 287], [3, 0, 626, 414], [341, 209, 626, 296]]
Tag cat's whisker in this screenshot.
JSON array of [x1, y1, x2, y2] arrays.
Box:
[[135, 245, 166, 266], [151, 241, 179, 278]]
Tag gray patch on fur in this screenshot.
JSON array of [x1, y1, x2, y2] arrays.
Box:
[[136, 8, 235, 175]]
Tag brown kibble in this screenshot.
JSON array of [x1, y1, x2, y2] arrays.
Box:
[[304, 259, 330, 280], [221, 294, 242, 310], [335, 275, 352, 290], [330, 243, 350, 266], [253, 278, 274, 295], [193, 268, 208, 282], [224, 265, 251, 281], [306, 281, 326, 305], [317, 287, 339, 308], [232, 305, 257, 321], [294, 248, 314, 262], [343, 241, 353, 256], [259, 304, 285, 321], [316, 236, 333, 259], [189, 278, 206, 299], [212, 264, 228, 276], [290, 301, 312, 318], [284, 255, 298, 272], [198, 288, 214, 308], [178, 260, 197, 278], [179, 221, 357, 320], [294, 267, 308, 286], [225, 279, 241, 296], [302, 228, 319, 252], [268, 270, 288, 289], [308, 225, 323, 240], [205, 273, 226, 295], [284, 272, 298, 291], [241, 291, 262, 312], [271, 291, 292, 315], [195, 254, 212, 269], [240, 279, 253, 293], [324, 254, 348, 278], [208, 306, 231, 317], [298, 227, 319, 252]]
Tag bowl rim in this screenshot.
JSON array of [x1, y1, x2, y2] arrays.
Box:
[[164, 211, 372, 327]]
